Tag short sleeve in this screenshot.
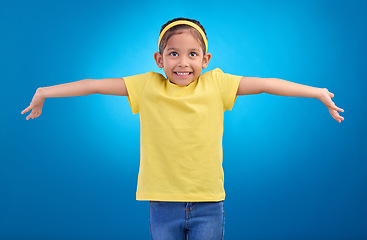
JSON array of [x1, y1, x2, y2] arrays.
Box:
[[123, 72, 152, 114], [212, 68, 242, 110]]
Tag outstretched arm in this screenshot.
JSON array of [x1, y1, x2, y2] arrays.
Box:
[[236, 77, 344, 123], [21, 78, 128, 120]]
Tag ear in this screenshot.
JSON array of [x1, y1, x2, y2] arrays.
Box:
[[202, 53, 212, 69], [154, 52, 164, 68]]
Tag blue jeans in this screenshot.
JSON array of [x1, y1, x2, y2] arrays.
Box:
[[149, 201, 225, 240]]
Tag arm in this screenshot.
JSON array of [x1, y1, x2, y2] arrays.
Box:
[[21, 78, 128, 120], [237, 77, 345, 123]]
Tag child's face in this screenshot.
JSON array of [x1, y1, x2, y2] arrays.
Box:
[[154, 30, 211, 86]]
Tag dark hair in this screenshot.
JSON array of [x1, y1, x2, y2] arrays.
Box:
[[159, 17, 207, 54]]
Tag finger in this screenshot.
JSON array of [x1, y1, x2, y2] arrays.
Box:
[[27, 110, 36, 120], [334, 115, 342, 123], [328, 101, 344, 112], [329, 92, 334, 98], [33, 111, 39, 119], [333, 105, 344, 112], [330, 109, 344, 122], [21, 106, 32, 114]]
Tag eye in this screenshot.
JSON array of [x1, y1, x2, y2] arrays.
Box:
[[189, 52, 198, 57], [169, 52, 178, 57]]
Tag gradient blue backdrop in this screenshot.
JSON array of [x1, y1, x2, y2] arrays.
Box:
[[1, 0, 366, 239]]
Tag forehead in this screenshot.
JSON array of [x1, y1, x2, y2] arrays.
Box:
[[165, 30, 202, 49]]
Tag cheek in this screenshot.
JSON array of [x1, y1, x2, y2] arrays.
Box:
[[195, 61, 204, 69], [163, 59, 173, 68]]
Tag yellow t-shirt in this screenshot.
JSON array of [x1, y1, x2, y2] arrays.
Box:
[[123, 68, 242, 202]]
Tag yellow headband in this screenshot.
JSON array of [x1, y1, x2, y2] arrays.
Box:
[[158, 20, 208, 53]]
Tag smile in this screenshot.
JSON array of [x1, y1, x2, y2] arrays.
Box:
[[175, 72, 192, 76]]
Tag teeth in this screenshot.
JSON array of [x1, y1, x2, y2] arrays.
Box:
[[176, 72, 190, 75]]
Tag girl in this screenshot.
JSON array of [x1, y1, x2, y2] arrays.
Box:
[[22, 17, 344, 240]]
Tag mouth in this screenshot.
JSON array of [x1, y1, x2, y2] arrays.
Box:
[[174, 72, 192, 77]]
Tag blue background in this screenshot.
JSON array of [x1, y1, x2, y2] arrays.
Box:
[[1, 0, 366, 239]]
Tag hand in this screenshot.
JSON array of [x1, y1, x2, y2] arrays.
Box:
[[318, 88, 344, 123], [21, 88, 46, 120]]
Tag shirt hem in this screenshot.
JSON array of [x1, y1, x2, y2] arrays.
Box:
[[136, 192, 226, 202]]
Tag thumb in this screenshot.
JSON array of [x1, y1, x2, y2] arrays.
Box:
[[329, 92, 335, 98]]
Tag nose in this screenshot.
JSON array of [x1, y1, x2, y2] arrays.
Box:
[[178, 56, 189, 68]]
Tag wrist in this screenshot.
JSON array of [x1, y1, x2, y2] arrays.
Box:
[[316, 88, 328, 100], [308, 87, 321, 100], [36, 87, 47, 99]]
